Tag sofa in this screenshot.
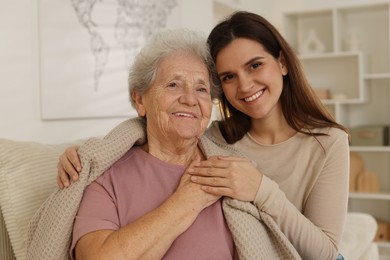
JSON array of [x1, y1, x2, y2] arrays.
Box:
[[0, 137, 380, 260]]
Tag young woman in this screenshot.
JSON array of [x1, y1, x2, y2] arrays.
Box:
[[57, 12, 349, 260]]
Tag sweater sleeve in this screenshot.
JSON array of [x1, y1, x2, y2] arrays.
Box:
[[253, 130, 350, 260]]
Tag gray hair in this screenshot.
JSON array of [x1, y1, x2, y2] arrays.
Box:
[[128, 28, 220, 108]]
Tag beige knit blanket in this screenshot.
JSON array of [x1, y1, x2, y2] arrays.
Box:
[[26, 117, 301, 260]]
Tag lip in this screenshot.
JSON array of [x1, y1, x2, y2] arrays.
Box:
[[172, 111, 198, 118], [242, 89, 264, 102]]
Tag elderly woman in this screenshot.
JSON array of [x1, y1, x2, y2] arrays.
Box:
[[70, 29, 234, 259], [27, 28, 300, 260]]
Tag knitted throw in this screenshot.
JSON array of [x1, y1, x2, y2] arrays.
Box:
[[26, 118, 301, 260]]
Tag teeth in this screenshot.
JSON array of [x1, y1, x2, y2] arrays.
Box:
[[174, 112, 195, 118], [244, 90, 263, 102]]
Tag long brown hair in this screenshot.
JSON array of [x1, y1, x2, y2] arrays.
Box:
[[207, 11, 347, 144]]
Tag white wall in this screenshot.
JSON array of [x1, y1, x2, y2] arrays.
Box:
[[0, 0, 379, 144], [0, 0, 127, 143], [0, 0, 215, 144]]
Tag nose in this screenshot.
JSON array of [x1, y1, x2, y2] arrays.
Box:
[[179, 88, 197, 106], [237, 74, 254, 92]]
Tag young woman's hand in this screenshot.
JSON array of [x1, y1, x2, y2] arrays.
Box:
[[188, 156, 263, 202], [57, 146, 81, 189]]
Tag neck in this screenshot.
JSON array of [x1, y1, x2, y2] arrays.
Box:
[[249, 110, 296, 145], [142, 135, 204, 166]]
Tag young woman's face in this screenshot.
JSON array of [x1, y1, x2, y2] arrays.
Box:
[[215, 38, 287, 121]]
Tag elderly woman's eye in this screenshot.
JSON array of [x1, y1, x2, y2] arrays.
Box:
[[168, 82, 177, 88], [197, 86, 209, 93]]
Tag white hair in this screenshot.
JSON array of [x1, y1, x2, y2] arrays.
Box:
[[128, 28, 220, 108]]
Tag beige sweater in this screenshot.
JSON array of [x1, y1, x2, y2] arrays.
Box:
[[207, 122, 350, 259], [26, 117, 301, 260]]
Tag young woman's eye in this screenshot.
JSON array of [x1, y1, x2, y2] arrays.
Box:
[[221, 74, 234, 82], [250, 62, 261, 70]]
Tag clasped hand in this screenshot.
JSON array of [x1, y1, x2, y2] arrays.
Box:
[[188, 156, 262, 202], [57, 147, 262, 203]]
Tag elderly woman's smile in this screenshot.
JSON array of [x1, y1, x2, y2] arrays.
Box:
[[172, 111, 197, 118], [134, 52, 213, 143]]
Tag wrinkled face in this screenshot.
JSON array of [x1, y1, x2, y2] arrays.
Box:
[[216, 38, 287, 121], [133, 52, 212, 142]]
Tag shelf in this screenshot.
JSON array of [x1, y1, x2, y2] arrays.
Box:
[[379, 254, 390, 260], [284, 3, 390, 242], [349, 192, 390, 200], [300, 53, 362, 101], [377, 242, 390, 260], [350, 146, 390, 152], [298, 51, 360, 59], [364, 73, 390, 80], [322, 98, 364, 105], [377, 242, 390, 249], [284, 9, 333, 53], [336, 3, 389, 72]]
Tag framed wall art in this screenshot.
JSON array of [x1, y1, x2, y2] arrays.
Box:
[[38, 0, 180, 119]]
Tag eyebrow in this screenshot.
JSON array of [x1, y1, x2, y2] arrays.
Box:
[[217, 56, 265, 78], [245, 56, 264, 66], [171, 74, 209, 86]]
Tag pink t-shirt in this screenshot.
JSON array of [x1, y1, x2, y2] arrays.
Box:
[[71, 146, 234, 259]]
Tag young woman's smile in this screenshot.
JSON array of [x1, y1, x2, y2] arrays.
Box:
[[216, 38, 287, 119], [242, 89, 264, 103]]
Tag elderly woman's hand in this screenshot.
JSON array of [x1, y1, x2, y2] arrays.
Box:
[[57, 146, 81, 189], [188, 156, 263, 202], [173, 160, 222, 212]]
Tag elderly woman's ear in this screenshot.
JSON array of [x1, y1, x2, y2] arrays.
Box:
[[131, 91, 146, 117]]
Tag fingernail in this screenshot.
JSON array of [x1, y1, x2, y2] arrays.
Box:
[[188, 168, 194, 173], [77, 167, 81, 172], [190, 176, 197, 181]]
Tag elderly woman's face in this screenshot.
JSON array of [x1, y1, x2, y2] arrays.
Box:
[[134, 52, 212, 142]]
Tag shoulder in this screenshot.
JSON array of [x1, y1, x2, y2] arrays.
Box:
[[201, 121, 245, 157], [96, 147, 141, 183], [312, 127, 348, 141], [113, 146, 143, 165], [309, 127, 349, 153], [205, 120, 227, 144]]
